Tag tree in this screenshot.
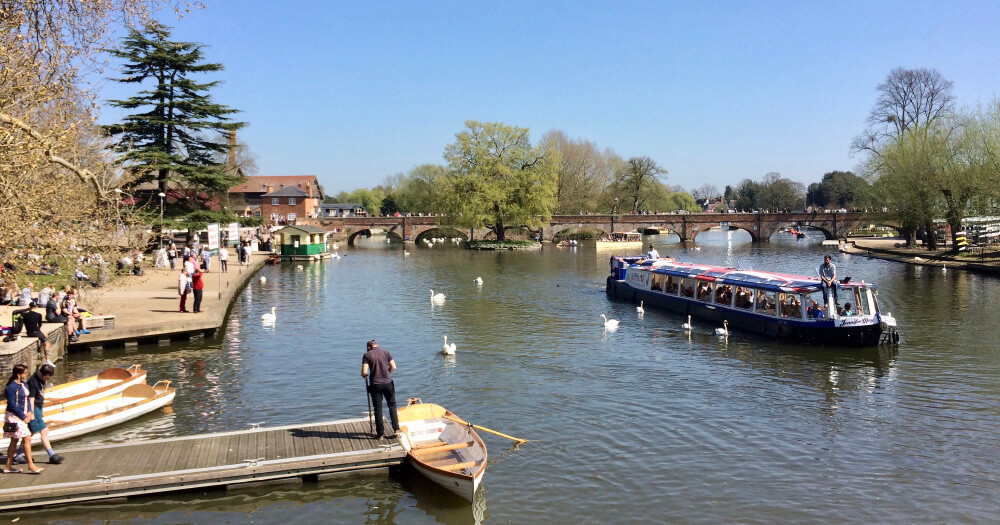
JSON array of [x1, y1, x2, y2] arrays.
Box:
[[541, 129, 619, 213], [807, 171, 868, 208], [439, 121, 559, 241], [853, 67, 955, 155], [104, 22, 245, 204], [395, 164, 447, 214], [691, 184, 720, 201], [614, 156, 668, 213]]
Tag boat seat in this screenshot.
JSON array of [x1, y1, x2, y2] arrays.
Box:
[[411, 440, 448, 450], [413, 441, 474, 455], [436, 461, 476, 472]]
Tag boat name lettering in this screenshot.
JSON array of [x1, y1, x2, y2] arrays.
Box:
[[835, 315, 874, 327], [625, 270, 651, 289]]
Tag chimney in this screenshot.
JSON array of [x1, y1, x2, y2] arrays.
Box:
[[228, 131, 237, 170]]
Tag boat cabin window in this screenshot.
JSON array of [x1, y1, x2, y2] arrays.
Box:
[[715, 284, 734, 306], [804, 290, 826, 319], [696, 281, 713, 302], [756, 290, 777, 316], [734, 286, 754, 310], [848, 286, 872, 316], [680, 278, 695, 298], [778, 293, 802, 319], [651, 273, 664, 292], [665, 275, 678, 295]]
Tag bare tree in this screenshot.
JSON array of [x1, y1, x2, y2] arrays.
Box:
[[691, 183, 720, 201], [541, 129, 619, 213], [617, 156, 668, 213], [853, 67, 956, 155]]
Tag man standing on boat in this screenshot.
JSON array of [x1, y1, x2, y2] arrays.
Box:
[[362, 339, 400, 440], [646, 245, 660, 259], [818, 255, 838, 311]]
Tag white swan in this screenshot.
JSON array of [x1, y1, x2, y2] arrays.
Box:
[[296, 265, 303, 270], [600, 314, 620, 329], [715, 319, 729, 336], [636, 301, 644, 314], [442, 335, 456, 355], [261, 307, 276, 323], [404, 250, 410, 257], [474, 277, 483, 285], [332, 243, 339, 251], [682, 315, 693, 331], [430, 289, 446, 303], [332, 252, 341, 259], [259, 276, 266, 284]]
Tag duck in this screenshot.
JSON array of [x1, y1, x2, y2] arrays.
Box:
[[442, 335, 456, 355], [430, 289, 446, 303], [636, 301, 644, 314], [474, 277, 483, 285], [261, 307, 276, 323], [715, 319, 729, 336], [600, 314, 619, 330], [259, 276, 266, 284], [682, 315, 693, 331]]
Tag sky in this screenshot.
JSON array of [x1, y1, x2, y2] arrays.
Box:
[[94, 0, 1000, 195]]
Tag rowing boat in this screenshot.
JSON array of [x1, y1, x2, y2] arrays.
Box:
[[0, 365, 146, 416], [34, 381, 176, 444], [396, 401, 487, 502]]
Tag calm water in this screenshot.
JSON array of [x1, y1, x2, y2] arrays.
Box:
[[26, 230, 1000, 524]]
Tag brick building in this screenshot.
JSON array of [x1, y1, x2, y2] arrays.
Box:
[[229, 175, 324, 219]]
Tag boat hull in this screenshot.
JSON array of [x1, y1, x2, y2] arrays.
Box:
[[397, 402, 487, 502], [608, 277, 887, 347], [36, 383, 176, 444], [1, 365, 147, 415]]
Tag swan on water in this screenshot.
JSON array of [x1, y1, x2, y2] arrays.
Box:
[[296, 265, 303, 270], [259, 276, 266, 284], [404, 250, 410, 257], [430, 289, 446, 303], [332, 243, 339, 250], [261, 307, 276, 323], [332, 252, 341, 259], [442, 335, 456, 355], [600, 314, 619, 330], [636, 301, 644, 314], [474, 277, 483, 285], [715, 319, 729, 336], [682, 315, 693, 331]]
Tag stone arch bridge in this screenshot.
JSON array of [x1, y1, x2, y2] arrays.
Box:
[[300, 212, 893, 244]]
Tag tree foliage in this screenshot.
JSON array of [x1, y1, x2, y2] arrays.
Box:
[[438, 121, 559, 241], [104, 22, 245, 204], [806, 171, 868, 208], [541, 130, 619, 214], [730, 172, 805, 212]]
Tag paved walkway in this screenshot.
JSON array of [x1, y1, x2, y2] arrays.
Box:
[[845, 238, 1000, 274], [63, 254, 268, 346]]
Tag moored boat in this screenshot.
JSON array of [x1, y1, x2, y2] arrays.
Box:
[[396, 400, 487, 502], [35, 381, 176, 444], [0, 365, 146, 416], [607, 256, 899, 346]]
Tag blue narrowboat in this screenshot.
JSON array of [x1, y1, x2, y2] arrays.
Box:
[[607, 256, 899, 346]]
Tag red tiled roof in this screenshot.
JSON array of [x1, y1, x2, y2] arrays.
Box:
[[230, 175, 322, 198]]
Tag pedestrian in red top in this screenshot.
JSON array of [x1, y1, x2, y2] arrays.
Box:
[[191, 267, 204, 313]]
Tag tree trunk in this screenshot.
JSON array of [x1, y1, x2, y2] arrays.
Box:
[[901, 226, 916, 247], [923, 221, 938, 251]]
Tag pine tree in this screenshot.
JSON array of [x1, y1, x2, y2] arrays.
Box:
[[104, 22, 245, 204]]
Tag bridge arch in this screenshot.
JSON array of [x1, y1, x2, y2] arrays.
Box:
[[413, 227, 468, 245]]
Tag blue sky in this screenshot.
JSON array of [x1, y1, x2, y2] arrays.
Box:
[[95, 1, 1000, 195]]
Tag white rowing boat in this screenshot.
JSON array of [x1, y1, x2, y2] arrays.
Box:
[[0, 365, 147, 416], [35, 381, 175, 444], [397, 401, 487, 502]]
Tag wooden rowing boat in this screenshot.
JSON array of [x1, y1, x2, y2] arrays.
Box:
[[0, 365, 147, 416], [396, 401, 487, 502], [34, 381, 176, 444]]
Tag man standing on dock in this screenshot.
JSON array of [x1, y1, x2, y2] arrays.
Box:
[[361, 339, 400, 440]]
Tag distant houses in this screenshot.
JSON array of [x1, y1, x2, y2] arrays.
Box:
[[319, 203, 367, 218], [229, 175, 324, 224]]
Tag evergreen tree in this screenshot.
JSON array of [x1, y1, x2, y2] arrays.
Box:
[[104, 22, 245, 204]]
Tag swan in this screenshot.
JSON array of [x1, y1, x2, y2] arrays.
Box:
[[259, 276, 266, 284], [332, 252, 341, 259], [474, 277, 483, 285], [332, 243, 339, 251], [442, 335, 456, 355], [715, 319, 729, 336], [296, 265, 303, 270], [600, 314, 619, 330], [261, 307, 276, 323], [636, 301, 644, 314], [404, 250, 410, 257], [430, 289, 446, 303], [682, 315, 693, 331]]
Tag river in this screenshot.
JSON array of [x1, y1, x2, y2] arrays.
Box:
[[29, 230, 1000, 524]]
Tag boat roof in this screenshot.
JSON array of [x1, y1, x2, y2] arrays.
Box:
[[621, 257, 874, 293]]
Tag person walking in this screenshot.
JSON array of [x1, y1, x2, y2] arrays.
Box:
[[200, 245, 212, 272], [167, 243, 178, 270], [178, 268, 191, 313], [242, 242, 252, 266], [361, 339, 400, 440], [4, 364, 43, 474], [218, 246, 229, 273], [11, 364, 64, 466], [191, 266, 204, 313]]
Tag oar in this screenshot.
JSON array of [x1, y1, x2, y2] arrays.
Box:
[[443, 414, 528, 445], [364, 377, 374, 435]]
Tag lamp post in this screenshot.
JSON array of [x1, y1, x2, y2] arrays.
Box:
[[158, 192, 166, 250], [113, 188, 122, 246], [611, 197, 618, 236]]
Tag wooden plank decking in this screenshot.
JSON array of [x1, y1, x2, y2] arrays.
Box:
[[0, 417, 405, 511]]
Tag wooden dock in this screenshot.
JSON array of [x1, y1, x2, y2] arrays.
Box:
[[0, 417, 405, 511]]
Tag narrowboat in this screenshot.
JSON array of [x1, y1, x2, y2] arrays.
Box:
[[607, 256, 899, 346]]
